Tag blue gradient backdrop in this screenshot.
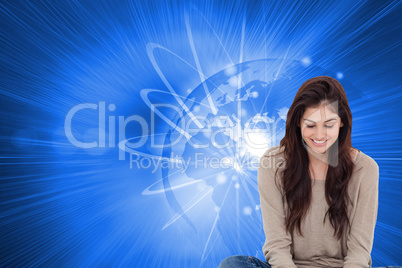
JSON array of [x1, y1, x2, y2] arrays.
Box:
[[1, 0, 401, 267]]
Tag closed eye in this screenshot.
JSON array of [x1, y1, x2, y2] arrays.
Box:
[[306, 125, 334, 128]]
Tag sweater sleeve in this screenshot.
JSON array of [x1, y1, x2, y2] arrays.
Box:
[[343, 160, 379, 268], [258, 154, 297, 268]]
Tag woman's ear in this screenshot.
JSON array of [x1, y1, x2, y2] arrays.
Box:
[[340, 120, 344, 127]]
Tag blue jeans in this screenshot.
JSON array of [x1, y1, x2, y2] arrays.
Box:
[[218, 255, 401, 268], [218, 255, 271, 268]]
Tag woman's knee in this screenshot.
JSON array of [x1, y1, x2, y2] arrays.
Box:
[[218, 255, 250, 268]]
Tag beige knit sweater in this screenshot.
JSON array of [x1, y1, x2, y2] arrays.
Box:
[[258, 146, 379, 268]]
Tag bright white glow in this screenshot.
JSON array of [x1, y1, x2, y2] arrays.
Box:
[[243, 206, 252, 216], [301, 56, 312, 67], [216, 174, 227, 184], [228, 75, 239, 87], [193, 105, 200, 112], [224, 65, 237, 76], [243, 132, 270, 158], [336, 72, 344, 80], [233, 161, 242, 172]]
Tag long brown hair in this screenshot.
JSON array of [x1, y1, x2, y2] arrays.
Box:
[[279, 76, 354, 240]]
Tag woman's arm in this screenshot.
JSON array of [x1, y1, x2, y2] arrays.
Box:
[[258, 153, 297, 268], [344, 160, 379, 268]]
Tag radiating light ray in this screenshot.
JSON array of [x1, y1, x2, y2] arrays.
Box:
[[162, 186, 214, 230], [190, 5, 235, 66], [259, 46, 290, 114], [139, 86, 238, 159], [146, 43, 205, 129], [145, 42, 237, 119], [201, 178, 233, 264], [143, 178, 203, 196], [238, 172, 258, 209], [185, 11, 218, 115], [1, 1, 401, 267], [234, 173, 240, 251]]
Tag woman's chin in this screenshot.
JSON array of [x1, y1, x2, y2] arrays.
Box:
[[313, 148, 327, 154]]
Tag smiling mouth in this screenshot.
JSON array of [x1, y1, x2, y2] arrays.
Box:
[[311, 139, 328, 146]]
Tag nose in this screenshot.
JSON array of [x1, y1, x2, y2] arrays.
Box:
[[316, 126, 326, 140]]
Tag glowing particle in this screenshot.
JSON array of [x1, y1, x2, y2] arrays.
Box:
[[108, 104, 116, 111], [301, 57, 312, 67], [193, 105, 200, 112], [228, 76, 239, 87], [243, 206, 252, 216], [217, 174, 227, 184], [224, 65, 237, 76]]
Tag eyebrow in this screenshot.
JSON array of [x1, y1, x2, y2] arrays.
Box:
[[304, 118, 337, 123]]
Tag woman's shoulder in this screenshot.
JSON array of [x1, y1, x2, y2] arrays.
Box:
[[258, 146, 286, 189], [262, 145, 285, 159], [352, 148, 379, 183], [353, 149, 379, 171], [259, 146, 286, 173]]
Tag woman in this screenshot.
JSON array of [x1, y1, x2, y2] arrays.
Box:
[[219, 76, 388, 268]]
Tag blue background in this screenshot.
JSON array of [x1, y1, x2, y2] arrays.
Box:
[[1, 0, 401, 267]]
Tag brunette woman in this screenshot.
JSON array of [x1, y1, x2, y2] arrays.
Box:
[[219, 76, 397, 268]]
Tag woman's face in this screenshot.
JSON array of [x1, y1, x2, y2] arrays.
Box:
[[300, 103, 343, 154]]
